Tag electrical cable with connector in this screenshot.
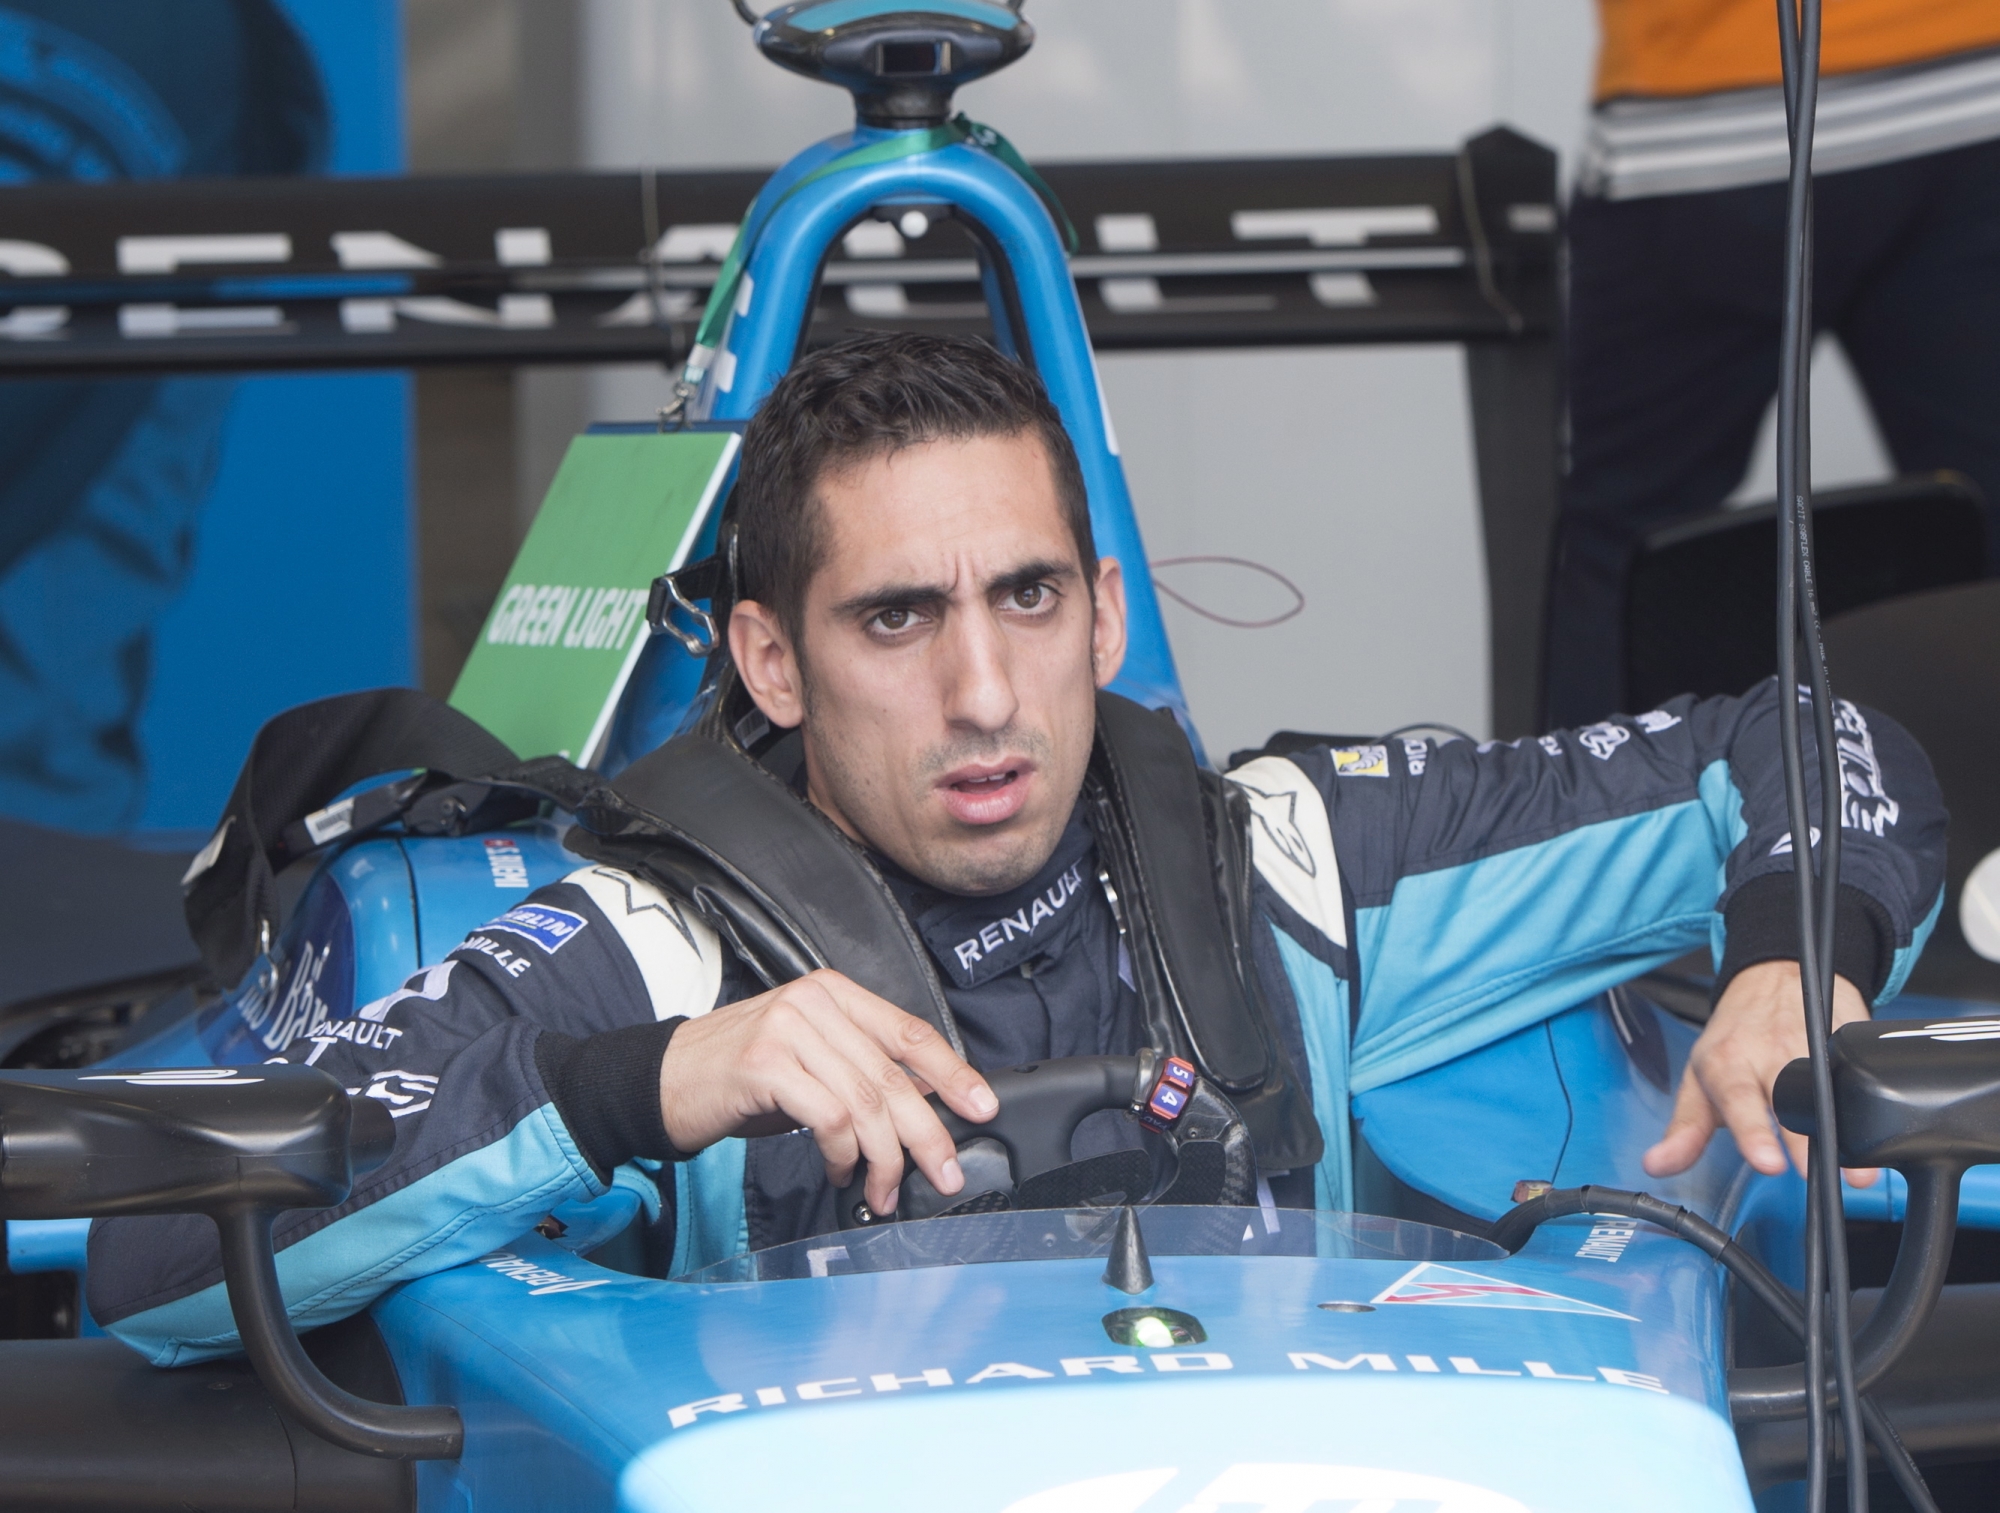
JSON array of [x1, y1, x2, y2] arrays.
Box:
[[1491, 1187, 1938, 1512]]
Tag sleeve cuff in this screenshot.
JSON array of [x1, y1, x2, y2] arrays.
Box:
[[1716, 872, 1894, 1005], [533, 1018, 693, 1181]]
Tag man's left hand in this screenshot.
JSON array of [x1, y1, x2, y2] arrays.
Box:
[[1642, 959, 1876, 1184]]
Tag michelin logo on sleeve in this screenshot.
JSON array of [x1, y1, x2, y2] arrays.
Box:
[[480, 904, 588, 955], [1330, 745, 1390, 778]]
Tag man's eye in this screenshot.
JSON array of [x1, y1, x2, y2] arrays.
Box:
[[1011, 584, 1049, 610], [872, 608, 913, 632]]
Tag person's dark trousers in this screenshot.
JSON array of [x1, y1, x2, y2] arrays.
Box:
[[1544, 133, 2000, 729]]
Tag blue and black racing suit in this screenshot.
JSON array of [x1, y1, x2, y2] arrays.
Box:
[[89, 682, 1947, 1365]]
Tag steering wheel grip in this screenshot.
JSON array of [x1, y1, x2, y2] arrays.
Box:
[[933, 1056, 1140, 1178], [836, 1055, 1143, 1229]]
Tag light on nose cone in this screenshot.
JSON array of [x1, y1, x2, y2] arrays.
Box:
[[1132, 1314, 1175, 1348]]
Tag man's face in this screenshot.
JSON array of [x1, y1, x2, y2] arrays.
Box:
[[730, 429, 1127, 896]]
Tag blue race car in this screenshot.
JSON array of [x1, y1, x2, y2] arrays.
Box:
[[4, 5, 1999, 1512]]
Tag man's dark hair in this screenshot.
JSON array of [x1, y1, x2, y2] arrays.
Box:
[[731, 331, 1095, 645]]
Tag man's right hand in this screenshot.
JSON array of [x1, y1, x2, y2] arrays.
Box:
[[657, 969, 997, 1218]]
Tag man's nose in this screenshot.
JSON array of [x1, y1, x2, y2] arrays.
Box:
[[939, 607, 1020, 733]]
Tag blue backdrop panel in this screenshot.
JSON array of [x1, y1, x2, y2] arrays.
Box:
[[137, 0, 408, 836], [137, 370, 412, 833], [0, 0, 407, 838]]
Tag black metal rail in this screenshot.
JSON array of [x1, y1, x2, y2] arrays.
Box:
[[0, 127, 1560, 731]]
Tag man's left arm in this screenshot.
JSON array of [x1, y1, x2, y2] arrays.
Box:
[[1314, 679, 1947, 1144], [1642, 684, 1948, 1179]]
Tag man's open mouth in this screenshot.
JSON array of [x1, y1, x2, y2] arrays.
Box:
[[938, 762, 1033, 825], [951, 770, 1017, 793]]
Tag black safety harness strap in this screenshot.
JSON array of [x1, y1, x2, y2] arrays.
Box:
[[568, 732, 968, 1058], [1086, 693, 1325, 1172]]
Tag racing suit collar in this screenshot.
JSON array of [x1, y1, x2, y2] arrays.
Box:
[[875, 804, 1098, 989]]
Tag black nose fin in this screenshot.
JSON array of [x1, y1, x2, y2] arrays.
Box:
[[1101, 1204, 1154, 1295]]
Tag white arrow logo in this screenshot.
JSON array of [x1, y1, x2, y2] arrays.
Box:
[[1879, 1020, 2000, 1044]]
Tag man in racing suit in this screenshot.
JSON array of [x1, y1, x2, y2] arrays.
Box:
[[90, 333, 1947, 1365]]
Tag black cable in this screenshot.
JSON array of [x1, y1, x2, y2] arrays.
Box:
[[1771, 0, 1868, 1506], [1490, 1187, 1939, 1512], [1775, 1, 1831, 1493], [1807, 1139, 1832, 1508]]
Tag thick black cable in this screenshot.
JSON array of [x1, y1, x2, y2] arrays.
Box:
[[1807, 1142, 1832, 1506], [1490, 1187, 1939, 1512], [1774, 4, 1830, 1500], [1771, 0, 1868, 1505]]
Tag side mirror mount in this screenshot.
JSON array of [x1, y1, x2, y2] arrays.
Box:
[[1773, 1016, 2000, 1171], [1732, 1019, 2000, 1421], [0, 1066, 462, 1460]]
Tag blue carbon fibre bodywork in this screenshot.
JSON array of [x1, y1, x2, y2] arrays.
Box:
[[624, 1379, 1749, 1513], [402, 826, 577, 968], [7, 1217, 90, 1275], [1354, 994, 1744, 1225], [374, 1224, 1742, 1513], [163, 825, 578, 1069]]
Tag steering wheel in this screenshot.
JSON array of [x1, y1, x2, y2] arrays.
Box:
[[834, 1050, 1256, 1230]]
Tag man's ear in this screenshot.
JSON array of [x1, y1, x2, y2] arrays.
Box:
[[1091, 557, 1128, 689], [728, 600, 805, 729]]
